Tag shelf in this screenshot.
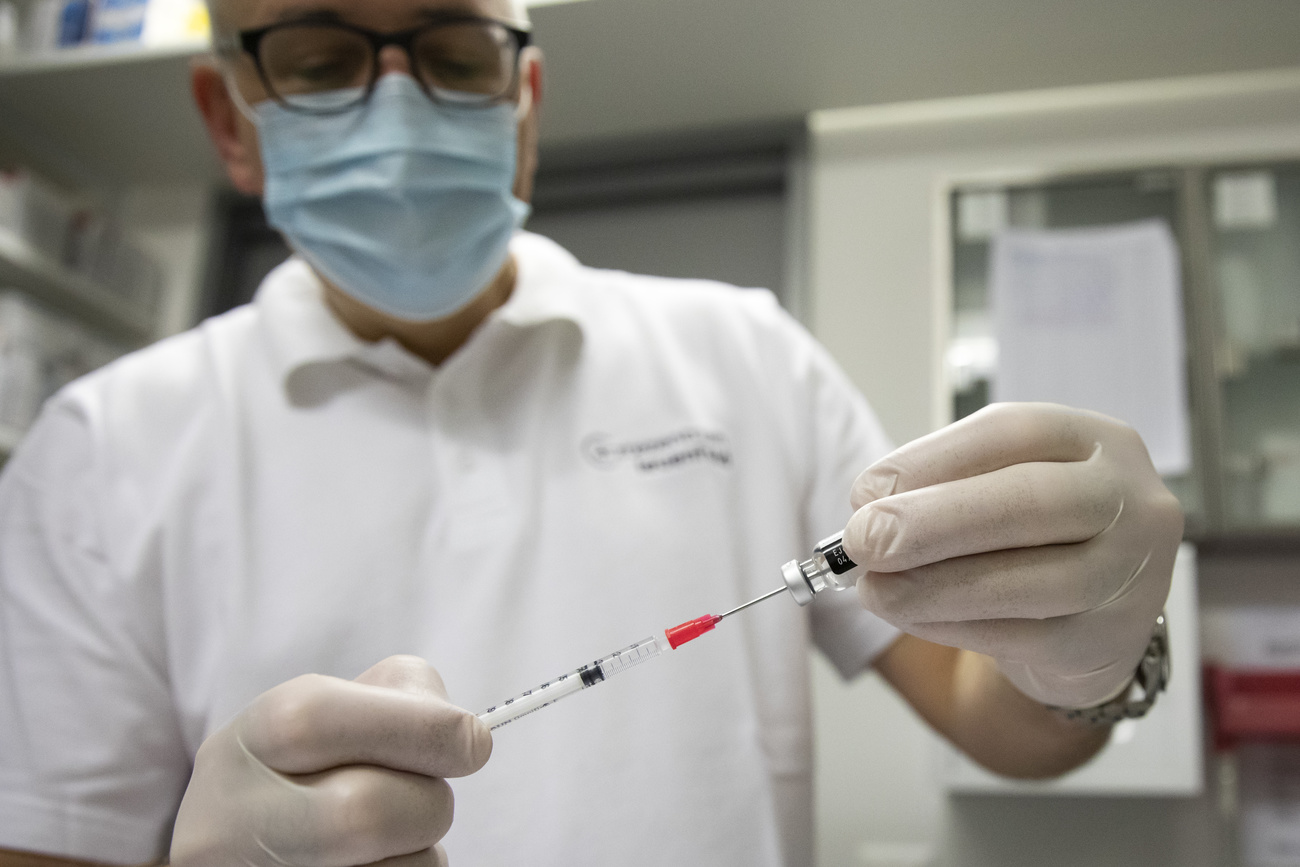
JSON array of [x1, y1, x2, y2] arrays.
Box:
[[1218, 341, 1300, 383], [0, 40, 207, 74], [1192, 529, 1300, 556], [0, 423, 21, 460], [0, 227, 154, 342], [0, 42, 222, 186]]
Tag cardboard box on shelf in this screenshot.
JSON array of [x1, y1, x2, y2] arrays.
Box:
[[142, 0, 209, 46], [1, 165, 165, 319], [89, 0, 149, 44], [1203, 606, 1300, 749], [0, 168, 78, 262], [0, 291, 126, 433], [0, 2, 18, 54], [66, 209, 164, 312]]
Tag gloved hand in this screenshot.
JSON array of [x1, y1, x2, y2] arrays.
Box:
[[170, 656, 491, 867], [843, 403, 1183, 709]]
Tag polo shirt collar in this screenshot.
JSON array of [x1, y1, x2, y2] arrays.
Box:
[[493, 231, 589, 332], [255, 231, 588, 388]]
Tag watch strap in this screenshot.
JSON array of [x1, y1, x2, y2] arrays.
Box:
[[1048, 613, 1170, 727]]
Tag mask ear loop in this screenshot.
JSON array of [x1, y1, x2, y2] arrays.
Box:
[[223, 69, 262, 125], [514, 49, 535, 122]]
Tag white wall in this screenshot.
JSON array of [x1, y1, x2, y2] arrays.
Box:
[[804, 67, 1300, 867], [531, 0, 1300, 149]]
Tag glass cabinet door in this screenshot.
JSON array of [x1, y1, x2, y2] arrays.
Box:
[[1210, 163, 1300, 530], [947, 172, 1203, 527]]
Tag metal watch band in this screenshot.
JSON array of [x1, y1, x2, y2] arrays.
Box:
[[1048, 613, 1170, 727]]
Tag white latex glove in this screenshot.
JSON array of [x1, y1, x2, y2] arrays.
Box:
[[170, 656, 491, 867], [843, 403, 1183, 709]]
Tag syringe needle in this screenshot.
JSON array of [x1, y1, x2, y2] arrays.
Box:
[[716, 585, 786, 621], [664, 586, 788, 650]]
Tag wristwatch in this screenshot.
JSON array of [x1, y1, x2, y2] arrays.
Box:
[[1048, 613, 1170, 727]]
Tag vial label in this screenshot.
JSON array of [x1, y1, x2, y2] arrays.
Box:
[[820, 542, 857, 575]]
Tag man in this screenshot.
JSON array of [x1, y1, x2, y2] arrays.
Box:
[[0, 0, 1183, 864]]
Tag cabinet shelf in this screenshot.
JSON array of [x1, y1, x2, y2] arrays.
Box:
[[0, 42, 221, 186], [0, 40, 206, 74], [0, 227, 154, 342], [1192, 528, 1300, 556]]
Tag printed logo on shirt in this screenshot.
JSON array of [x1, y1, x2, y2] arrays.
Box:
[[581, 428, 732, 473]]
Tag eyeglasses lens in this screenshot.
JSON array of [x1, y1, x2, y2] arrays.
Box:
[[413, 22, 514, 100], [259, 25, 372, 111], [257, 22, 517, 112]]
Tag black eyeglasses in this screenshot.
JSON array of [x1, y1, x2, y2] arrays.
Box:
[[217, 15, 532, 114]]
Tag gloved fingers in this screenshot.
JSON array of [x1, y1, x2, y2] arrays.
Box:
[[283, 767, 454, 867], [354, 655, 449, 698], [360, 845, 449, 867], [241, 674, 492, 778], [994, 657, 1138, 710], [891, 545, 1170, 662], [851, 402, 1119, 508], [879, 535, 1176, 706], [844, 453, 1122, 573], [349, 656, 492, 774], [856, 537, 1139, 624], [901, 615, 1060, 665], [899, 604, 1158, 707]]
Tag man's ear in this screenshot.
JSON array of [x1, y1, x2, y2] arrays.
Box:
[[521, 45, 543, 112], [191, 60, 266, 195], [513, 46, 544, 203]]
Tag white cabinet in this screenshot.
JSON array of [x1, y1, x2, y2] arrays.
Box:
[[805, 68, 1300, 865]]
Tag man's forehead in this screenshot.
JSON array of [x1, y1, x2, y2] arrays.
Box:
[[210, 0, 527, 30]]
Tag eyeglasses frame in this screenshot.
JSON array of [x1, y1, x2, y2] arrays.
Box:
[[215, 13, 533, 114]]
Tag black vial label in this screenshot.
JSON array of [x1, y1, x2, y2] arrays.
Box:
[[822, 543, 858, 575]]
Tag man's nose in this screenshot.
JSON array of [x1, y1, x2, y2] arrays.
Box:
[[377, 44, 413, 77]]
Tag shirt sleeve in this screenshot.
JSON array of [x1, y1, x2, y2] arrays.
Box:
[[0, 397, 190, 865], [785, 319, 902, 679]]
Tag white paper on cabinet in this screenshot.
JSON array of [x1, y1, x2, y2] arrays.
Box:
[[990, 219, 1190, 476]]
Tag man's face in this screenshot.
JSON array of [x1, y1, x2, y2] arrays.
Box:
[[200, 0, 540, 199]]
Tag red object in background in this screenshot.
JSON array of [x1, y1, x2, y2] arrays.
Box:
[[1204, 665, 1300, 750], [665, 615, 722, 649]]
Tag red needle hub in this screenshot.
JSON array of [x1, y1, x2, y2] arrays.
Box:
[[664, 614, 722, 649]]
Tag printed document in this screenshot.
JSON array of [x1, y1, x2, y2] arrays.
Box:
[[990, 219, 1190, 475]]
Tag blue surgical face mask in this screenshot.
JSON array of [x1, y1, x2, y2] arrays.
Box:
[[251, 74, 531, 321]]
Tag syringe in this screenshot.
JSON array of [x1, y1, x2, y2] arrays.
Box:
[[476, 609, 744, 730], [478, 531, 861, 731]]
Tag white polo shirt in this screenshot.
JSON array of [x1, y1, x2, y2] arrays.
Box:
[[0, 232, 898, 866]]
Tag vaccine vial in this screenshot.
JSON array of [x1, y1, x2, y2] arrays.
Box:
[[781, 532, 862, 605]]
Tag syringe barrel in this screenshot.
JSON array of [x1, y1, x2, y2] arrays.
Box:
[[478, 671, 586, 730], [597, 633, 671, 674], [477, 634, 669, 731], [780, 531, 862, 606]]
